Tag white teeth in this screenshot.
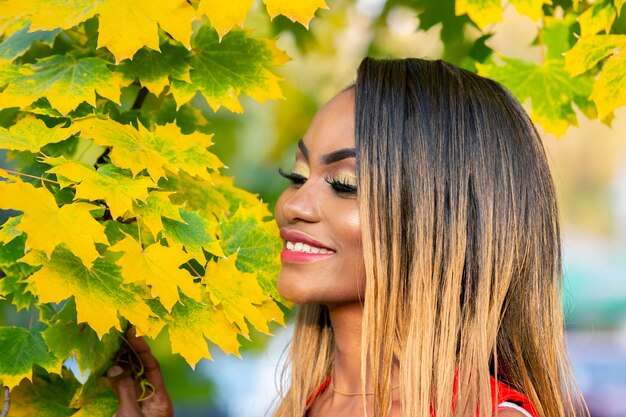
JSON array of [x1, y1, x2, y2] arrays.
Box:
[[285, 241, 333, 254]]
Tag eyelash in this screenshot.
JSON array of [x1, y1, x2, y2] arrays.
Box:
[[278, 168, 357, 194]]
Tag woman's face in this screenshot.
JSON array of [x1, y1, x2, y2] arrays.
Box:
[[274, 89, 366, 306]]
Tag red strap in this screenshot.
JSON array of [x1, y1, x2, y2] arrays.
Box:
[[305, 376, 538, 417], [306, 377, 331, 408]]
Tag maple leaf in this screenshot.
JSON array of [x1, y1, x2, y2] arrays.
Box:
[[48, 161, 156, 219], [0, 262, 38, 311], [263, 0, 329, 28], [173, 23, 289, 112], [161, 293, 241, 366], [578, 2, 617, 37], [0, 115, 72, 153], [70, 383, 118, 417], [565, 35, 626, 118], [196, 0, 255, 40], [8, 367, 80, 417], [0, 56, 124, 115], [0, 326, 60, 389], [162, 208, 224, 259], [117, 44, 192, 95], [455, 0, 502, 29], [509, 0, 548, 22], [1, 0, 196, 62], [0, 59, 28, 86], [161, 171, 231, 220], [95, 0, 195, 62], [111, 236, 201, 311], [0, 172, 108, 267], [219, 205, 287, 305], [24, 247, 154, 338], [73, 118, 222, 182], [133, 191, 186, 238], [42, 299, 121, 375], [205, 253, 282, 336], [0, 215, 23, 245], [0, 21, 59, 61]]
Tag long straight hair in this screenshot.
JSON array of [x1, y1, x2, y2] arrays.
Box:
[[273, 57, 583, 417]]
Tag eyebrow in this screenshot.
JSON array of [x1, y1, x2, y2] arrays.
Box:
[[298, 139, 356, 165]]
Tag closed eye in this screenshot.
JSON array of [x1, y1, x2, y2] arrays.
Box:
[[325, 176, 357, 194], [278, 167, 307, 186]]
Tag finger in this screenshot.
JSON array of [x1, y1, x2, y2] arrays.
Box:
[[125, 328, 168, 393], [108, 365, 143, 417]]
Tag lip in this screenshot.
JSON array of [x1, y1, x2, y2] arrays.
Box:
[[279, 229, 334, 251], [279, 228, 336, 264]]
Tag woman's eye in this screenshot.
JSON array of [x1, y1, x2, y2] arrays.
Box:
[[278, 168, 307, 186], [325, 177, 357, 194]]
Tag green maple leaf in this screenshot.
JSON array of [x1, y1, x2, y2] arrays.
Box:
[[0, 21, 59, 61], [0, 55, 124, 115], [48, 161, 156, 219], [42, 299, 121, 376], [0, 326, 60, 389], [0, 115, 72, 153], [24, 247, 154, 338], [0, 172, 109, 267], [8, 367, 80, 417], [162, 208, 224, 259], [0, 262, 38, 311], [73, 118, 222, 182], [70, 383, 118, 417], [477, 57, 592, 135], [172, 23, 289, 112], [117, 43, 192, 95], [219, 205, 287, 305]]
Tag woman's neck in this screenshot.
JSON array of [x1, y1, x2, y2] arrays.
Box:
[[327, 302, 369, 393]]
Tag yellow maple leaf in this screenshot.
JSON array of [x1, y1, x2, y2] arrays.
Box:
[[205, 253, 279, 337], [111, 236, 201, 311], [23, 248, 154, 338], [48, 161, 156, 219], [133, 191, 186, 238], [0, 173, 108, 267], [73, 118, 221, 182], [456, 0, 503, 29], [0, 56, 124, 115], [166, 293, 241, 366], [0, 115, 72, 153], [1, 0, 195, 62], [263, 0, 328, 28], [196, 0, 255, 39]]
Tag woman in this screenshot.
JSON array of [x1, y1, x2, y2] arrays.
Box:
[[109, 58, 584, 417]]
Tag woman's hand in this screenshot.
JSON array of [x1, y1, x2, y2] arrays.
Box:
[[108, 328, 174, 417]]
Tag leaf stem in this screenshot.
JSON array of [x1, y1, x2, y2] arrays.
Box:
[[1, 387, 9, 417], [186, 261, 203, 279], [0, 168, 59, 184]]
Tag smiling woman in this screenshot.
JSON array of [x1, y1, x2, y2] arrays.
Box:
[[109, 57, 586, 417]]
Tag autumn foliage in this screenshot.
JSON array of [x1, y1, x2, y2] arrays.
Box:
[[0, 1, 327, 414]]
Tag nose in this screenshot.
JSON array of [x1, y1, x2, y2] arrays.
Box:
[[277, 181, 321, 224]]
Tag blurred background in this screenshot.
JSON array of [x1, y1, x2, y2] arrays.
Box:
[[162, 0, 626, 415], [3, 0, 620, 414]]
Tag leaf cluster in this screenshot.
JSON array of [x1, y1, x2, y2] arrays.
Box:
[[0, 0, 329, 414]]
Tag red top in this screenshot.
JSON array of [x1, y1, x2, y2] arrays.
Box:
[[306, 376, 538, 417]]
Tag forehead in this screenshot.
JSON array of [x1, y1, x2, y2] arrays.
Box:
[[300, 88, 355, 157]]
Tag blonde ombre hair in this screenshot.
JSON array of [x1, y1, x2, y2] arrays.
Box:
[[273, 58, 584, 417]]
